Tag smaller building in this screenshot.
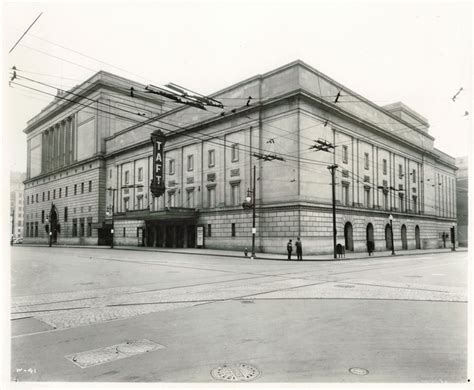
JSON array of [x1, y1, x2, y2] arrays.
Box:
[[10, 172, 26, 239], [456, 156, 468, 246]]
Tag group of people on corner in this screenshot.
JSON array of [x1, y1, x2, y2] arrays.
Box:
[[287, 237, 303, 261]]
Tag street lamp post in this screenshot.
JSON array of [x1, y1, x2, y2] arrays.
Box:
[[107, 187, 117, 249], [242, 165, 256, 259], [389, 214, 395, 255], [45, 215, 52, 247]]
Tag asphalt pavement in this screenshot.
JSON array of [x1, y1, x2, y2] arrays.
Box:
[[9, 246, 469, 383]]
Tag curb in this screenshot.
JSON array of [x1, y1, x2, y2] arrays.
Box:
[[15, 243, 465, 262]]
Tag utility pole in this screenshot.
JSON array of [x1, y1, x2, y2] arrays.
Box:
[[251, 165, 256, 259], [327, 164, 338, 259], [242, 165, 257, 259], [107, 187, 117, 249], [310, 138, 337, 259]]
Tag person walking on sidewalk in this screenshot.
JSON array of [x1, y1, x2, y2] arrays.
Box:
[[287, 239, 293, 260], [295, 237, 303, 261]]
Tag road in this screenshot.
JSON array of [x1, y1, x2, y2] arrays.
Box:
[[10, 246, 468, 383]]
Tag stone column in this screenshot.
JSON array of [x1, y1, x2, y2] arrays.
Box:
[[153, 226, 157, 247], [183, 225, 188, 248], [65, 119, 71, 166], [162, 226, 167, 248], [172, 226, 177, 248]]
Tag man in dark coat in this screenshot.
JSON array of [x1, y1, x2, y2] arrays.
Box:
[[287, 239, 293, 260], [295, 237, 303, 261]]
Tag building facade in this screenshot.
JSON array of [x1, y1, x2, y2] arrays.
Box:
[[23, 61, 458, 254], [456, 156, 468, 247], [10, 172, 26, 239]]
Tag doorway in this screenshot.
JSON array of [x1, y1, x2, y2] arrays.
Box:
[[344, 222, 353, 251], [401, 224, 407, 250], [415, 225, 421, 249]]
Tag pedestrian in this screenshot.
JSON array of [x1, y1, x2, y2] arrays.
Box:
[[287, 239, 293, 260], [295, 237, 303, 261]]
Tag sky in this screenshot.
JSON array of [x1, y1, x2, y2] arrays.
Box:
[[2, 1, 472, 173]]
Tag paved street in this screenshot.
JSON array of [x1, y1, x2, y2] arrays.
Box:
[[10, 246, 468, 383]]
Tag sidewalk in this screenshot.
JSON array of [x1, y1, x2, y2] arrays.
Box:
[[17, 242, 466, 262]]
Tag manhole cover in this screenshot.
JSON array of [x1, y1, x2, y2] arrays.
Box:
[[349, 367, 369, 376], [211, 363, 260, 382], [335, 284, 355, 288]]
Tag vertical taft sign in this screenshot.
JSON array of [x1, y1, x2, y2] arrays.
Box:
[[150, 130, 166, 197]]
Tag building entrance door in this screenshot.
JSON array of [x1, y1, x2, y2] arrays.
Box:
[[401, 224, 407, 250], [366, 223, 374, 252], [415, 225, 421, 249], [50, 207, 59, 243], [344, 222, 353, 251]]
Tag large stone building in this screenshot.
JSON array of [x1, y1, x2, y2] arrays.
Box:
[[10, 171, 26, 239], [456, 156, 468, 247], [23, 60, 458, 254]]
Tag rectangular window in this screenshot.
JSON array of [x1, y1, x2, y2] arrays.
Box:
[[41, 210, 45, 223], [364, 153, 369, 170], [79, 218, 85, 237], [412, 169, 416, 183], [81, 182, 84, 194], [42, 192, 45, 201], [383, 192, 389, 210], [125, 171, 129, 184], [231, 223, 236, 237], [169, 159, 175, 175], [65, 186, 68, 197], [208, 224, 212, 237], [398, 164, 403, 179], [48, 191, 50, 200], [137, 196, 143, 209], [59, 188, 62, 198], [342, 184, 349, 206], [87, 217, 92, 237], [186, 189, 195, 208], [72, 218, 78, 237], [27, 196, 29, 205], [168, 192, 176, 207], [187, 155, 194, 171], [124, 198, 129, 211], [137, 227, 140, 238], [89, 180, 92, 192], [412, 195, 417, 213], [208, 150, 215, 167], [109, 169, 112, 179], [399, 193, 404, 212], [123, 227, 126, 237], [35, 222, 38, 237], [231, 144, 239, 162], [53, 189, 56, 199], [231, 183, 240, 206], [342, 146, 348, 164], [74, 184, 77, 195], [364, 188, 370, 208], [138, 167, 143, 182], [36, 194, 38, 202], [207, 187, 216, 208], [64, 207, 68, 222], [383, 159, 387, 175]]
